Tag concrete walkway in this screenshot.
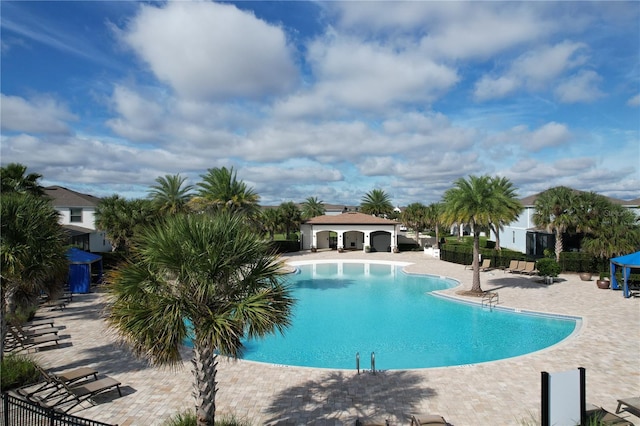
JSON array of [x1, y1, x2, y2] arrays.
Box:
[[16, 250, 640, 425]]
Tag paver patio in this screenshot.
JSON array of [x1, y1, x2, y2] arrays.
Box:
[[12, 250, 640, 425]]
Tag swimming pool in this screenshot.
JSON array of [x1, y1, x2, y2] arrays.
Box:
[[240, 261, 579, 370]]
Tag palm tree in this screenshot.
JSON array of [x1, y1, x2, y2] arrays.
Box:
[[196, 167, 259, 216], [580, 201, 640, 259], [360, 189, 393, 217], [443, 175, 509, 293], [401, 203, 428, 244], [532, 186, 576, 263], [0, 163, 45, 196], [148, 174, 194, 215], [425, 203, 444, 249], [95, 196, 156, 253], [278, 201, 301, 240], [301, 197, 325, 219], [261, 208, 282, 241], [106, 212, 294, 426], [488, 177, 523, 251], [1, 192, 68, 359]]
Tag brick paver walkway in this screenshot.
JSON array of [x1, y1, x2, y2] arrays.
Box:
[[14, 250, 640, 425]]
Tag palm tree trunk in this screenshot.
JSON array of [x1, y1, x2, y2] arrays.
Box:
[[192, 342, 218, 426], [434, 224, 440, 249], [490, 223, 501, 251], [471, 231, 482, 293], [554, 229, 564, 263]]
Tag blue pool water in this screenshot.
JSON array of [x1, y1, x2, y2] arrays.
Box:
[[222, 262, 578, 369]]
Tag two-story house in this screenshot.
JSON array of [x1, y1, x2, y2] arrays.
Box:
[[43, 185, 112, 253]]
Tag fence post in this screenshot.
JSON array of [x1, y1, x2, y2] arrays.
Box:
[[3, 393, 9, 426]]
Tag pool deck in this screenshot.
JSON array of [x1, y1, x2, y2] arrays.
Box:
[[15, 250, 640, 425]]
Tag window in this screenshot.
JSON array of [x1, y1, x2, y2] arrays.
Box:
[[70, 208, 82, 223]]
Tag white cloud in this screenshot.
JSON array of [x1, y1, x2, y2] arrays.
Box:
[[554, 70, 604, 103], [528, 122, 572, 151], [120, 1, 298, 100], [626, 93, 640, 107], [0, 94, 77, 134], [473, 41, 589, 101]]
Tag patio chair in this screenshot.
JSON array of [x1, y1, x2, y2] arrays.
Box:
[[480, 258, 493, 271], [14, 323, 60, 337], [410, 414, 447, 425], [23, 318, 56, 329], [44, 374, 122, 412], [7, 325, 59, 352], [18, 365, 99, 400], [505, 260, 520, 273], [616, 397, 640, 416], [587, 403, 634, 426], [520, 261, 538, 275]]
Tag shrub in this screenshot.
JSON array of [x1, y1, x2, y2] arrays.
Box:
[[536, 258, 561, 277], [1, 353, 41, 392], [163, 411, 252, 426]]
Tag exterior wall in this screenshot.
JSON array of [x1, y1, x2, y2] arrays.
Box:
[[55, 206, 112, 253], [497, 206, 535, 254], [301, 223, 397, 251]]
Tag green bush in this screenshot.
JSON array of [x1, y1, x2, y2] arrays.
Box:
[[1, 353, 41, 392], [163, 411, 252, 426], [537, 258, 561, 277]]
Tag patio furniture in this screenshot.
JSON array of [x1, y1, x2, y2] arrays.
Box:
[[23, 318, 56, 329], [520, 261, 538, 275], [505, 260, 521, 273], [18, 365, 99, 400], [586, 403, 634, 425], [7, 325, 60, 352], [410, 414, 447, 425], [480, 258, 493, 271], [616, 397, 640, 416], [43, 375, 122, 413]]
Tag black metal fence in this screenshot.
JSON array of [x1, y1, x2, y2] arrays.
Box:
[[1, 393, 116, 426]]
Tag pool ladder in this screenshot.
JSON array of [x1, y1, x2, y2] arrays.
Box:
[[481, 291, 499, 310], [356, 352, 376, 374]]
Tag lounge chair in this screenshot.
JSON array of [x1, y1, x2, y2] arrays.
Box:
[[587, 403, 634, 425], [616, 397, 640, 416], [44, 375, 122, 412], [15, 323, 60, 337], [7, 325, 59, 352], [410, 414, 447, 425], [505, 260, 520, 273], [23, 318, 56, 329], [520, 261, 538, 275], [355, 419, 388, 426], [480, 258, 493, 272], [18, 365, 99, 400]]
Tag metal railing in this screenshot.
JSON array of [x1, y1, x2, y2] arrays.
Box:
[[1, 392, 116, 426]]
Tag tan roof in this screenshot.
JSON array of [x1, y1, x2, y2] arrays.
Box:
[[44, 186, 101, 208], [304, 212, 399, 225]]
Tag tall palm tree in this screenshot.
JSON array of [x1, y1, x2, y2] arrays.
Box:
[[148, 174, 194, 215], [443, 175, 507, 293], [278, 201, 301, 240], [301, 196, 325, 219], [488, 177, 523, 251], [196, 167, 259, 216], [0, 163, 45, 196], [580, 201, 640, 259], [1, 193, 68, 359], [95, 196, 156, 253], [401, 203, 428, 244], [360, 189, 393, 217], [425, 203, 444, 248], [106, 213, 294, 426], [532, 186, 576, 262], [261, 208, 282, 241]]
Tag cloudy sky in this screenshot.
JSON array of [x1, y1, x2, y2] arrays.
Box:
[[1, 1, 639, 206]]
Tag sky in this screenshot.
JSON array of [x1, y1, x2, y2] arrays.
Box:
[[1, 1, 639, 207]]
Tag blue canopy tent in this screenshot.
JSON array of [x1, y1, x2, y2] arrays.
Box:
[[610, 251, 640, 298], [66, 248, 103, 294]]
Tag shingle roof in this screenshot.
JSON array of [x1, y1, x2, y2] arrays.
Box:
[[43, 186, 101, 208], [304, 212, 399, 225]]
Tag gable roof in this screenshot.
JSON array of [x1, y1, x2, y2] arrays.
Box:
[[44, 186, 101, 208], [304, 212, 399, 225]]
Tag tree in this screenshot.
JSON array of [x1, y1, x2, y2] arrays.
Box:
[[260, 208, 282, 241], [580, 201, 640, 259], [443, 175, 511, 293], [0, 163, 45, 196], [278, 201, 301, 240], [301, 197, 325, 219], [196, 167, 259, 216], [425, 203, 444, 248], [401, 203, 428, 244], [148, 174, 193, 215], [95, 196, 156, 253], [488, 177, 523, 251], [532, 186, 576, 263], [360, 189, 393, 217], [106, 213, 294, 426], [1, 193, 68, 359]]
